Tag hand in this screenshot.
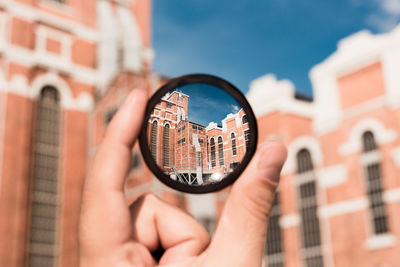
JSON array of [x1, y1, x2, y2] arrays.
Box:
[[79, 89, 287, 267]]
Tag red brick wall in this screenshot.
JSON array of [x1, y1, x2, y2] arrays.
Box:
[[11, 17, 35, 49], [0, 95, 34, 267], [59, 110, 88, 267], [71, 39, 96, 68], [338, 62, 386, 110]]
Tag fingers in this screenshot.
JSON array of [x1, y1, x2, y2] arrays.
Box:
[[94, 88, 148, 190], [130, 194, 210, 265], [207, 141, 287, 266], [80, 89, 148, 259]]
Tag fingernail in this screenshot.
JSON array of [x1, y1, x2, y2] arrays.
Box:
[[123, 89, 146, 107], [257, 142, 283, 185]]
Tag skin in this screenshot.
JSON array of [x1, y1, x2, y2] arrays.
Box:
[[79, 88, 288, 267]]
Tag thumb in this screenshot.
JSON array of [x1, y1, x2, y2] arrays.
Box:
[[206, 141, 287, 266]]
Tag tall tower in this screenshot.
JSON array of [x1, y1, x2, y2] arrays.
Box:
[[0, 1, 153, 266]]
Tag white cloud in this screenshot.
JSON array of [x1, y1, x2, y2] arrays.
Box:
[[366, 13, 398, 32], [366, 0, 400, 32], [231, 104, 239, 113], [382, 0, 400, 15]]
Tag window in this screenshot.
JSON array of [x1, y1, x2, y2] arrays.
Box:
[[296, 149, 324, 267], [199, 139, 204, 144], [163, 124, 170, 167], [231, 133, 237, 156], [244, 129, 250, 149], [210, 138, 216, 168], [362, 131, 388, 235], [131, 152, 141, 171], [242, 114, 248, 124], [192, 125, 198, 130], [218, 136, 224, 166], [229, 162, 239, 170], [166, 102, 173, 108], [28, 87, 60, 267], [150, 121, 158, 161], [177, 138, 185, 145], [265, 192, 284, 267], [178, 125, 186, 133]]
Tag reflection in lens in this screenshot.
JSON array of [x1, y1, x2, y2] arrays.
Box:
[[148, 84, 250, 186]]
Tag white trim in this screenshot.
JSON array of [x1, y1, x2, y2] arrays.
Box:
[[149, 114, 177, 124], [318, 186, 400, 218], [0, 43, 97, 85], [360, 150, 382, 165], [282, 136, 323, 175], [0, 11, 7, 51], [311, 26, 400, 134], [342, 96, 386, 120], [382, 36, 400, 108], [391, 147, 400, 167], [206, 122, 222, 132], [36, 24, 72, 61], [246, 74, 314, 119], [364, 234, 397, 251], [318, 197, 369, 218], [29, 72, 94, 111], [149, 118, 159, 124], [316, 164, 348, 188], [339, 118, 397, 155], [117, 5, 143, 72], [0, 1, 98, 41], [383, 187, 400, 203], [279, 214, 300, 228]]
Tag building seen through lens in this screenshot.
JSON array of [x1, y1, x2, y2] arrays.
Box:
[[1, 1, 400, 267], [148, 91, 249, 185]]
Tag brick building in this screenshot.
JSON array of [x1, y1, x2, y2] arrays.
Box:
[[243, 28, 400, 267], [0, 0, 159, 266], [1, 1, 400, 267], [147, 90, 249, 185]]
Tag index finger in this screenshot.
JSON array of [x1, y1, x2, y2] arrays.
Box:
[[79, 88, 149, 258], [91, 88, 148, 190]]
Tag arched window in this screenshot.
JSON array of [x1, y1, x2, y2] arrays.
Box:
[[362, 131, 377, 152], [231, 133, 237, 156], [29, 87, 61, 267], [296, 149, 324, 267], [361, 131, 388, 234], [265, 192, 284, 267], [210, 138, 216, 168], [150, 121, 158, 161], [218, 136, 224, 166], [242, 114, 248, 124], [163, 124, 170, 167]]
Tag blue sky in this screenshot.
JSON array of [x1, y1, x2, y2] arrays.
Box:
[[172, 83, 240, 126], [153, 0, 400, 97]]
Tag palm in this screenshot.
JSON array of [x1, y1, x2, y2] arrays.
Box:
[[79, 89, 287, 267]]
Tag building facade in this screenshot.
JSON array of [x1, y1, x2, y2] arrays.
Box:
[[243, 28, 400, 267], [1, 1, 400, 267], [0, 1, 161, 266], [147, 90, 249, 185]]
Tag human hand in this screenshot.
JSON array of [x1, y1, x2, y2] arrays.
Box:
[[79, 88, 287, 267]]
